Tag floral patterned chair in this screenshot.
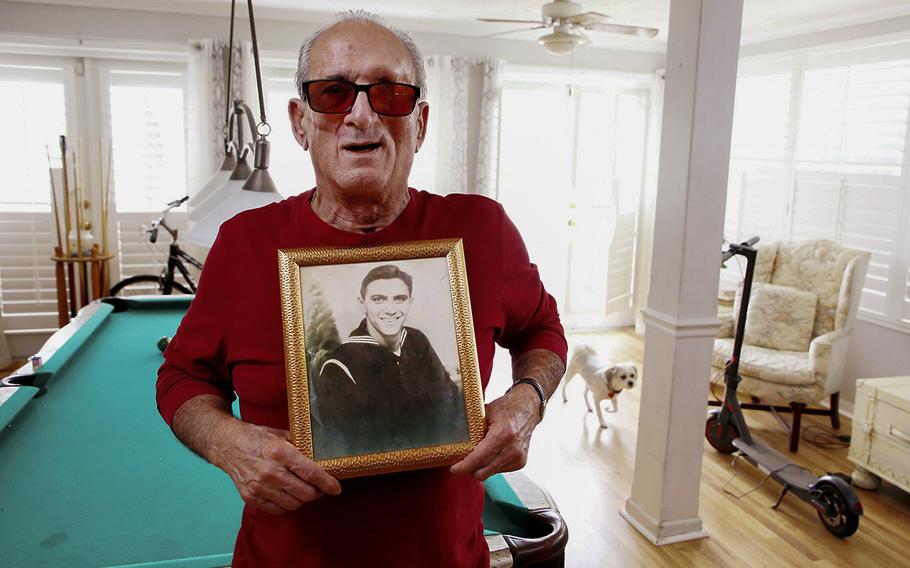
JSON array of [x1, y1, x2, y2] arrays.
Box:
[[712, 239, 871, 452]]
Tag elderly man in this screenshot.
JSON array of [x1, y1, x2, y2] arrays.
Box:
[[313, 264, 467, 458], [156, 10, 566, 568]]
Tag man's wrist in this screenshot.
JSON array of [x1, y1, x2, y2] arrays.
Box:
[[508, 378, 546, 422]]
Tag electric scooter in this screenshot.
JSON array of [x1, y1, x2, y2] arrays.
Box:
[[705, 237, 863, 538]]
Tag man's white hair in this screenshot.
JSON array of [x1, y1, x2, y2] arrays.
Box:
[[295, 10, 427, 102]]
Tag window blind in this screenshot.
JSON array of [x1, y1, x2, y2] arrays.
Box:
[[0, 64, 68, 335], [0, 212, 59, 332], [726, 43, 910, 330]]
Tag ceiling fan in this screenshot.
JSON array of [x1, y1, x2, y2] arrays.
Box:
[[479, 0, 659, 55]]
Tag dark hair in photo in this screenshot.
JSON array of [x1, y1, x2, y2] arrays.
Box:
[[360, 264, 414, 298]]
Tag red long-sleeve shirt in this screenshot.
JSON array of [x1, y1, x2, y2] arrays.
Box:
[[157, 188, 566, 568]]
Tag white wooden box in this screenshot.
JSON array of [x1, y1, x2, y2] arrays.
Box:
[[848, 376, 910, 492]]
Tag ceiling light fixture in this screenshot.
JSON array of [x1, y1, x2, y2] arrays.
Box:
[[185, 0, 282, 248], [187, 0, 238, 211], [538, 24, 590, 55]]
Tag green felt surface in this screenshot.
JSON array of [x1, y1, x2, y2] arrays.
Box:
[[0, 385, 39, 430], [482, 473, 530, 538], [0, 298, 242, 568]]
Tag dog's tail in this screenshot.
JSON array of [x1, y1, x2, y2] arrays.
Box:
[[571, 344, 597, 358]]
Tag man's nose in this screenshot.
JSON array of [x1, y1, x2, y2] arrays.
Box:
[[345, 90, 376, 126]]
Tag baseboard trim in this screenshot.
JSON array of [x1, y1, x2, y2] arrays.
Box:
[[621, 497, 708, 546], [640, 307, 721, 339]]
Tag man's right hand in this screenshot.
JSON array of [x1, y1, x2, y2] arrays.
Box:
[[171, 395, 341, 516], [213, 421, 342, 515]]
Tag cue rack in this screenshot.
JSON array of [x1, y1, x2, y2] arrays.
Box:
[[48, 135, 113, 327]]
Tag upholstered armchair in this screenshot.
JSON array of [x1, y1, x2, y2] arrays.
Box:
[[712, 239, 871, 452]]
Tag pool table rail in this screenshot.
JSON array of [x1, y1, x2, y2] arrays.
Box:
[[485, 471, 568, 568]]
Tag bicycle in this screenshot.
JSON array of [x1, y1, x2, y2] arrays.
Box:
[[110, 196, 202, 296]]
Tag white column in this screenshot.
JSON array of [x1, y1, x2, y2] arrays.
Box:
[[620, 0, 744, 545]]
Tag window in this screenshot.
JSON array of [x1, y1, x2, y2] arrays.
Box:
[[107, 69, 187, 212], [726, 41, 910, 330], [0, 65, 69, 211], [0, 57, 77, 337], [99, 62, 190, 282], [498, 69, 655, 328]]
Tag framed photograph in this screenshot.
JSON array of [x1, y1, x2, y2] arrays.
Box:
[[278, 238, 485, 479]]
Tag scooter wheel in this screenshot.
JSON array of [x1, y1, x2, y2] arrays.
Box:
[[814, 481, 860, 538], [705, 411, 739, 454]]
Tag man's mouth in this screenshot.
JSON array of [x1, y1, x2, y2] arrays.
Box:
[[343, 142, 381, 153]]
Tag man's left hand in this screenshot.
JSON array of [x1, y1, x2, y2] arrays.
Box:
[[449, 384, 540, 481]]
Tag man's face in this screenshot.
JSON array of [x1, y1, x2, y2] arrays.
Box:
[[289, 22, 429, 199], [360, 278, 412, 340]]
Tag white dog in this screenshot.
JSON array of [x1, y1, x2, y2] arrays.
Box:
[[561, 345, 639, 429]]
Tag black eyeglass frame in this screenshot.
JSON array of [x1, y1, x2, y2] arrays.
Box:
[[300, 79, 422, 117]]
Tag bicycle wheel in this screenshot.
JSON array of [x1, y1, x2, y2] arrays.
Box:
[[110, 275, 192, 296]]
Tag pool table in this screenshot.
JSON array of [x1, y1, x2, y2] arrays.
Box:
[[1, 296, 567, 567]]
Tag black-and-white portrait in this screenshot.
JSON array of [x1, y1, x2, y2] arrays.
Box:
[[300, 258, 468, 459]]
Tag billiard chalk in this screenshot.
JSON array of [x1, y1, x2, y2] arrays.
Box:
[[157, 336, 172, 353]]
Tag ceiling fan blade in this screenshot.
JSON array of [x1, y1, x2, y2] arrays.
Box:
[[583, 22, 659, 38], [478, 18, 546, 25], [483, 25, 548, 39], [565, 11, 613, 25]]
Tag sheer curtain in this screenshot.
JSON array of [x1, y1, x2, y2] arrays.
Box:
[[475, 58, 504, 198], [410, 55, 469, 195], [410, 55, 504, 197]]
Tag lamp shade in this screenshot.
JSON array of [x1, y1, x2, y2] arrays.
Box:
[[183, 184, 283, 247], [188, 168, 232, 211], [188, 176, 241, 223]]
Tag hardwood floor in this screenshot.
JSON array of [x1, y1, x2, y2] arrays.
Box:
[[488, 329, 910, 568]]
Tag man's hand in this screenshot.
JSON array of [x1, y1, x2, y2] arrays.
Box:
[[449, 384, 540, 481], [211, 421, 343, 515], [171, 395, 341, 516]]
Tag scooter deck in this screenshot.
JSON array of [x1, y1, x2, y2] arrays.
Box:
[[733, 438, 817, 488]]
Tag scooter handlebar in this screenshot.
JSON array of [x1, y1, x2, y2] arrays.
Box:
[[721, 236, 760, 263]]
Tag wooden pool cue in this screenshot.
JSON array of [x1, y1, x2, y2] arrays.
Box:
[[72, 150, 88, 307], [103, 140, 113, 294], [47, 147, 68, 326], [100, 139, 111, 256], [46, 147, 64, 253], [59, 136, 76, 317]]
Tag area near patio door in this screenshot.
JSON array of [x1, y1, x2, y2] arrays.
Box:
[[497, 71, 652, 329]]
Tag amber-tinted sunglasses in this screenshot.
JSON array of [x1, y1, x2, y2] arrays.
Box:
[[300, 80, 421, 117]]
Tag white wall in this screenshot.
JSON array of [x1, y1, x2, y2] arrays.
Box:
[[842, 320, 910, 415]]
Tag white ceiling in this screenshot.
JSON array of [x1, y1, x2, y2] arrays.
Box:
[[11, 0, 910, 52]]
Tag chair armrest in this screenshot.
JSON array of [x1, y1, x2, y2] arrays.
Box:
[[809, 330, 851, 394], [717, 313, 734, 338]]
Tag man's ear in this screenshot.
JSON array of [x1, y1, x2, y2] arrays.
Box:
[[288, 98, 309, 150], [358, 296, 365, 313], [414, 101, 429, 153]]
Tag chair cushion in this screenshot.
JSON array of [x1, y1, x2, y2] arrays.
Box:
[[734, 283, 818, 352], [713, 338, 816, 386], [754, 242, 779, 283], [771, 240, 861, 337]]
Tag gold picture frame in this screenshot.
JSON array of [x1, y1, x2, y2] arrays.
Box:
[[278, 238, 485, 479]]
